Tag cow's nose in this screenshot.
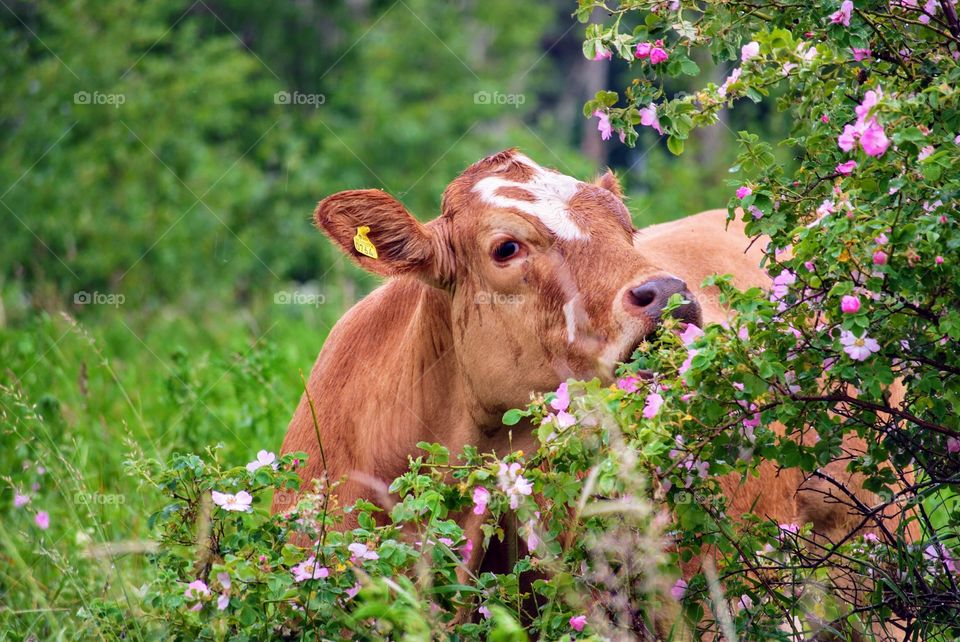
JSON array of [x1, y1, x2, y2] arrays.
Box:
[[625, 277, 702, 326]]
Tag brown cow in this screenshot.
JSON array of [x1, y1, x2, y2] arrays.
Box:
[[275, 149, 901, 635]]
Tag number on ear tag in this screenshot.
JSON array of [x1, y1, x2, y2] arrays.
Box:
[[353, 226, 379, 259]]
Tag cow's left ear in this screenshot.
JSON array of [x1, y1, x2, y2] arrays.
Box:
[[314, 189, 453, 285], [593, 169, 622, 198]]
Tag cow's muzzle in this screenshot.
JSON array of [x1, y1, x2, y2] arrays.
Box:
[[624, 277, 702, 328]]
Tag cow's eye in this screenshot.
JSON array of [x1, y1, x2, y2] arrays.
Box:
[[492, 240, 521, 262]]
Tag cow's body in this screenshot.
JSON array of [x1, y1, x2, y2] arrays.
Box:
[[275, 149, 904, 637]]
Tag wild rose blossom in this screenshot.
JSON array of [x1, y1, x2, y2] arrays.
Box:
[[873, 250, 888, 265], [841, 295, 861, 313], [246, 450, 277, 472], [184, 579, 210, 611], [838, 89, 889, 156], [836, 160, 857, 174], [211, 490, 253, 512], [348, 542, 379, 562], [736, 186, 752, 199], [830, 0, 853, 26], [638, 103, 663, 134], [649, 40, 669, 64], [498, 462, 533, 509], [472, 486, 490, 515], [570, 614, 588, 632], [741, 41, 760, 61], [643, 391, 664, 418], [291, 556, 329, 582], [13, 492, 30, 508], [670, 578, 688, 600], [593, 110, 612, 141], [840, 329, 880, 361]]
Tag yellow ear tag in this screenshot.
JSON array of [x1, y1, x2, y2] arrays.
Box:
[[353, 225, 378, 259]]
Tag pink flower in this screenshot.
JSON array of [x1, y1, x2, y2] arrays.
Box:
[[873, 250, 888, 265], [570, 614, 588, 632], [955, 134, 960, 145], [804, 261, 815, 272], [617, 375, 642, 393], [216, 571, 231, 590], [875, 232, 889, 245], [348, 542, 380, 562], [498, 462, 533, 509], [13, 492, 30, 508], [717, 67, 742, 98], [635, 42, 652, 59], [592, 45, 612, 61], [830, 0, 854, 26], [639, 103, 663, 135], [918, 145, 935, 161], [855, 90, 881, 121], [34, 511, 50, 530], [184, 579, 210, 610], [556, 410, 576, 428], [836, 160, 857, 174], [860, 120, 889, 156], [838, 122, 861, 151], [461, 538, 474, 564], [821, 114, 830, 123], [679, 349, 697, 376], [678, 323, 703, 345], [771, 269, 797, 300], [479, 605, 492, 619], [472, 486, 490, 515], [291, 556, 329, 582], [217, 594, 229, 610], [841, 295, 861, 314], [593, 110, 612, 141], [840, 330, 880, 361], [649, 40, 669, 64], [211, 490, 253, 512], [670, 578, 688, 600], [246, 450, 277, 472], [935, 255, 944, 265], [851, 47, 871, 61], [551, 382, 570, 412], [948, 437, 960, 453], [643, 392, 664, 418], [736, 186, 752, 199], [741, 41, 760, 61]]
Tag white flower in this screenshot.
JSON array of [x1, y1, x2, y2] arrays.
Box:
[[246, 450, 278, 472], [840, 330, 880, 361], [497, 462, 533, 509], [211, 490, 253, 512]]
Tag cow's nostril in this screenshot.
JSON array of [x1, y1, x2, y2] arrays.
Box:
[[629, 285, 658, 308]]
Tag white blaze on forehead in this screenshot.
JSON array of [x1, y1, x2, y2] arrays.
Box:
[[471, 154, 587, 240]]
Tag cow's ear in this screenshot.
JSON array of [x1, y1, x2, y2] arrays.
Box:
[[594, 169, 622, 198], [314, 189, 452, 284]]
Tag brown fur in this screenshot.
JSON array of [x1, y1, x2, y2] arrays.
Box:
[[275, 150, 907, 635]]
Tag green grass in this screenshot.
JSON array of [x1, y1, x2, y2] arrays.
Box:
[[0, 293, 346, 638]]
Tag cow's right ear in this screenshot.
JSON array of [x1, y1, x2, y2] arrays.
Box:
[[314, 189, 453, 285]]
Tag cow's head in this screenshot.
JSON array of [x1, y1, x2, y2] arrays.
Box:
[[315, 149, 700, 415]]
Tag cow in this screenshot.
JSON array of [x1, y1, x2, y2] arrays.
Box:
[[274, 148, 902, 635]]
